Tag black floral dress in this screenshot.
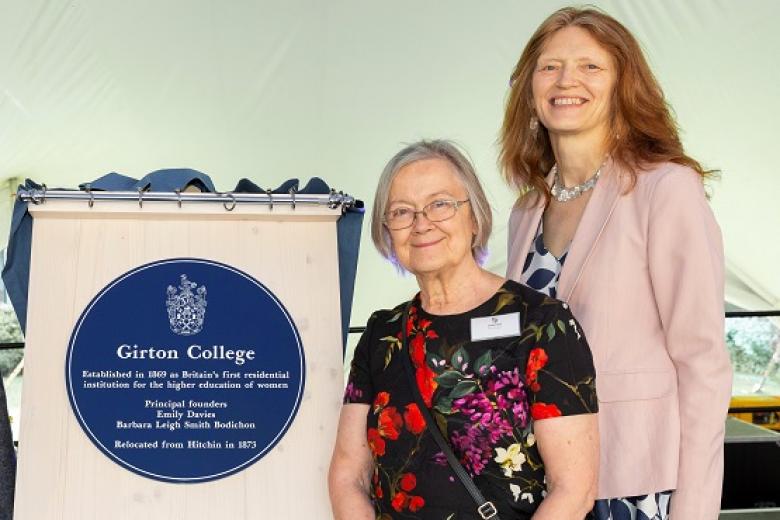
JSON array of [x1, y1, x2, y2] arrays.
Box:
[[344, 280, 598, 519]]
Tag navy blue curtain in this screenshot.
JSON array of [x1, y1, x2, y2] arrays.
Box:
[[0, 382, 13, 520]]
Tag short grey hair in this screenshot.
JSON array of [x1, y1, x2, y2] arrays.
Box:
[[371, 139, 492, 263]]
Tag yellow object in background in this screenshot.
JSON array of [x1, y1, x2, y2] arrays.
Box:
[[729, 396, 780, 431]]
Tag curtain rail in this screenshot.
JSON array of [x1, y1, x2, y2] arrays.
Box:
[[17, 188, 357, 211]]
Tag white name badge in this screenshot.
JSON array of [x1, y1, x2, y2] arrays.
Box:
[[470, 312, 521, 341]]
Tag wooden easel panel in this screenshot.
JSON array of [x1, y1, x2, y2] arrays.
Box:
[[16, 206, 343, 519]]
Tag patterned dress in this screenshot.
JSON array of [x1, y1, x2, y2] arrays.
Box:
[[520, 221, 568, 299], [344, 280, 598, 519], [520, 223, 672, 520]]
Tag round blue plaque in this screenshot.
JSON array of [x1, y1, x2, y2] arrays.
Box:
[[66, 258, 305, 483]]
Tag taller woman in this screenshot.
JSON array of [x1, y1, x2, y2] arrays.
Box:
[[501, 7, 732, 520]]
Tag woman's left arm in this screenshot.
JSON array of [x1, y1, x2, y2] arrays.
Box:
[[529, 306, 600, 518], [532, 414, 599, 519], [647, 167, 733, 520]]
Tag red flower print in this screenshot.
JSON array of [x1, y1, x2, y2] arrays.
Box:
[[373, 391, 390, 412], [375, 484, 383, 499], [410, 333, 426, 367], [415, 365, 438, 408], [367, 428, 386, 456], [531, 402, 562, 420], [528, 347, 549, 371], [404, 403, 427, 434], [408, 495, 425, 512], [378, 406, 403, 439], [426, 329, 438, 339], [526, 347, 549, 392], [418, 318, 432, 330], [391, 492, 407, 512], [400, 472, 417, 492]]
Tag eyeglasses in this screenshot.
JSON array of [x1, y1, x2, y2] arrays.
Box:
[[383, 199, 470, 230]]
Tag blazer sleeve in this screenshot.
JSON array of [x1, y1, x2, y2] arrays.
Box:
[[647, 167, 732, 520], [506, 205, 526, 281]]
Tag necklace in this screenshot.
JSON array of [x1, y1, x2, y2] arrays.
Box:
[[550, 163, 602, 203]]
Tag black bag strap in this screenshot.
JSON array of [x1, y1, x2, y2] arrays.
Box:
[[400, 302, 501, 520]]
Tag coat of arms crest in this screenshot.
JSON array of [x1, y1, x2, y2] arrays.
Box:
[[166, 274, 207, 335]]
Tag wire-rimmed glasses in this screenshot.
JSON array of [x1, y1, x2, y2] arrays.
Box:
[[384, 199, 470, 230]]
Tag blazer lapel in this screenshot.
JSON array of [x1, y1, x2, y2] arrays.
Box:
[[558, 158, 624, 302], [506, 172, 553, 281], [509, 201, 544, 275]]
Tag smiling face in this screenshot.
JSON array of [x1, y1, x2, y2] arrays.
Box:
[[386, 158, 477, 276], [531, 26, 617, 141]]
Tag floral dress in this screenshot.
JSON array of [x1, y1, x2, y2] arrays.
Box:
[[344, 280, 598, 519]]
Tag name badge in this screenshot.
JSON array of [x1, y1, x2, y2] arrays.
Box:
[[470, 312, 521, 341]]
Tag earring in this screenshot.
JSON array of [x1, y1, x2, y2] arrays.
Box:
[[529, 116, 539, 131]]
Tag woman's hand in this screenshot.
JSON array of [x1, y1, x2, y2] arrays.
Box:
[[532, 413, 599, 519], [328, 403, 375, 520]]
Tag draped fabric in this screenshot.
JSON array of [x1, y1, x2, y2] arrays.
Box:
[[0, 381, 14, 520], [2, 169, 363, 341]]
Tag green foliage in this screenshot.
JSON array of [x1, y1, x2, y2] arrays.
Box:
[[0, 303, 23, 377], [725, 317, 779, 376], [0, 350, 22, 378], [0, 304, 22, 343]]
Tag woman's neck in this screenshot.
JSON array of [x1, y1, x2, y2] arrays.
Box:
[[416, 261, 504, 315], [550, 131, 609, 186]]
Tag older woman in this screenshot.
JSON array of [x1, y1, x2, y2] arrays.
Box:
[[500, 7, 732, 520], [329, 140, 598, 520]]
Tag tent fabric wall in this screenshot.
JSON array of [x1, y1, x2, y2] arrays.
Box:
[[0, 0, 777, 328]]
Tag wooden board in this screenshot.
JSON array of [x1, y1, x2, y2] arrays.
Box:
[[15, 202, 343, 519]]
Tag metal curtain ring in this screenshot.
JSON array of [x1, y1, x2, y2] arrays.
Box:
[[175, 189, 182, 208], [137, 187, 144, 208], [85, 184, 94, 208], [327, 188, 339, 209], [289, 187, 296, 210], [266, 189, 273, 210], [223, 193, 237, 212]]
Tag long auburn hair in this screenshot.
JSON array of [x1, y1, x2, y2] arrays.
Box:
[[499, 6, 713, 205]]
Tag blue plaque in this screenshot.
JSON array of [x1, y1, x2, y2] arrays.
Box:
[[66, 258, 305, 483]]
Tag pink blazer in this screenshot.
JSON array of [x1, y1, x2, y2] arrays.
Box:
[[507, 159, 732, 520]]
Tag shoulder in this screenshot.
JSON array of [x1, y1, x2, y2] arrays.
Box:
[[361, 300, 416, 337], [364, 303, 408, 331], [503, 280, 572, 324], [353, 304, 409, 359], [503, 279, 550, 304], [634, 162, 706, 200], [509, 190, 543, 218]]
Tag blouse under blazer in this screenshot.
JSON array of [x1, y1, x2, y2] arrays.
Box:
[[506, 159, 732, 520]]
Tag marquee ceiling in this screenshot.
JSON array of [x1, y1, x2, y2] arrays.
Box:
[[0, 0, 777, 328]]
